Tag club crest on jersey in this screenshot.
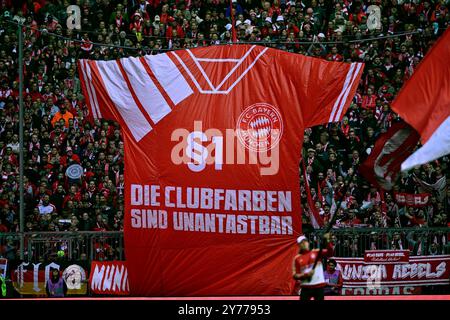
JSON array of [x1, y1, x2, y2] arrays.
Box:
[[236, 103, 283, 153]]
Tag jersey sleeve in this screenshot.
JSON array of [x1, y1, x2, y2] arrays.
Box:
[[77, 55, 192, 142], [273, 49, 364, 128]]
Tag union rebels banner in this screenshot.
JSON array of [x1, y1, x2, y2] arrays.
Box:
[[79, 45, 364, 295]]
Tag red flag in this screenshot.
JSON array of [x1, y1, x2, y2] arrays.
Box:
[[359, 121, 420, 190], [391, 28, 450, 170]]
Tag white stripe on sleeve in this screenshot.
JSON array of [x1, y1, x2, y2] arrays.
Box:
[[96, 60, 152, 141], [401, 116, 450, 171], [334, 63, 363, 122], [80, 60, 98, 119], [144, 53, 193, 105], [85, 61, 102, 118], [121, 57, 171, 124]]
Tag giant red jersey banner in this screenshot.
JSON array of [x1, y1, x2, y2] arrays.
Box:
[[78, 45, 363, 296]]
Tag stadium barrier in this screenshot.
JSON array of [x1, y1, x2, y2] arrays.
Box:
[[1, 228, 449, 297], [0, 231, 124, 262], [305, 227, 450, 257]]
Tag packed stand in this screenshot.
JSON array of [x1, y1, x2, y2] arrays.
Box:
[[0, 0, 449, 262]]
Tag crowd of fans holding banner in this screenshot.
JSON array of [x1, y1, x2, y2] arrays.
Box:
[[0, 0, 449, 270]]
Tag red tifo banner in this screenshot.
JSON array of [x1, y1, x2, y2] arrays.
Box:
[[335, 255, 450, 288], [78, 45, 364, 295], [89, 261, 129, 295], [394, 192, 431, 207]]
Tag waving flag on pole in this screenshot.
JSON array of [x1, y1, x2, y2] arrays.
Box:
[[359, 120, 420, 190], [391, 28, 450, 171]]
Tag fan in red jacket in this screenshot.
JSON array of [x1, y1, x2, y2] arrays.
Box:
[[59, 147, 80, 168], [292, 234, 334, 300]]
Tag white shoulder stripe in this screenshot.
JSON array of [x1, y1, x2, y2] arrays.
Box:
[[121, 57, 171, 124], [85, 62, 102, 118], [334, 63, 363, 122], [144, 53, 193, 105], [80, 60, 98, 119], [96, 60, 152, 141]]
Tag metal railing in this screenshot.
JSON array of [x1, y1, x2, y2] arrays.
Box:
[[0, 231, 124, 262], [305, 227, 450, 257], [1, 228, 449, 262]]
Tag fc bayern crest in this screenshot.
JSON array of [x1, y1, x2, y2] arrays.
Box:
[[236, 103, 284, 152]]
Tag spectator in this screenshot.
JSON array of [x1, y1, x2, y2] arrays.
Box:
[[51, 101, 74, 128], [60, 146, 80, 168], [0, 218, 8, 232], [79, 212, 93, 231], [1, 236, 17, 261], [45, 268, 68, 298], [37, 194, 56, 216], [407, 232, 429, 256], [324, 259, 343, 295], [6, 134, 19, 154]]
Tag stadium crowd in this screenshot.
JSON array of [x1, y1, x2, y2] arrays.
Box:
[[0, 0, 449, 261]]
